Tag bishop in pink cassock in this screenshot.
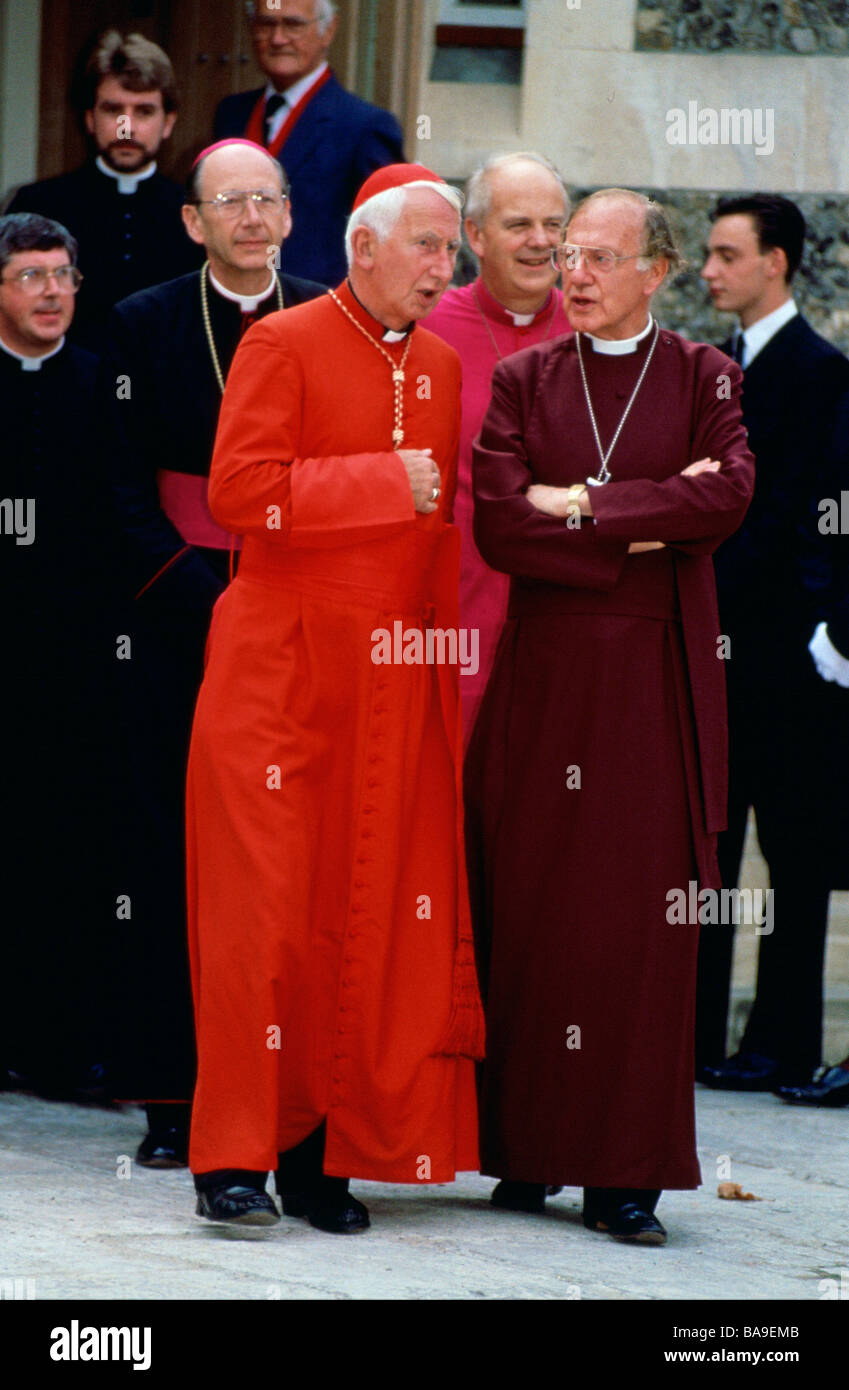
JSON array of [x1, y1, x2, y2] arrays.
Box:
[[426, 153, 571, 741]]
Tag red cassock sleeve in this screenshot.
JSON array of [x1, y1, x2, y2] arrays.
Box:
[[207, 330, 417, 547], [472, 357, 630, 590], [590, 357, 755, 552]]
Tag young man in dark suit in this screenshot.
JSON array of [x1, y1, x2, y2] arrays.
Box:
[[7, 31, 201, 352], [698, 194, 849, 1098], [213, 0, 404, 285], [99, 140, 326, 1167]]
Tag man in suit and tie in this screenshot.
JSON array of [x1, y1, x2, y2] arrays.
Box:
[[697, 193, 849, 1098], [213, 0, 404, 285]]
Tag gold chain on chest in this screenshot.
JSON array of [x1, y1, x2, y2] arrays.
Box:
[[328, 288, 413, 448]]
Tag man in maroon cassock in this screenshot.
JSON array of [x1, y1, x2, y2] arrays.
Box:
[[465, 188, 755, 1244]]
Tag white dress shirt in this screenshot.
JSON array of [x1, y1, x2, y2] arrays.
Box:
[[735, 297, 798, 368], [264, 62, 330, 143]]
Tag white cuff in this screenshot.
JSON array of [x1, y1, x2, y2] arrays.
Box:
[[808, 621, 849, 689]]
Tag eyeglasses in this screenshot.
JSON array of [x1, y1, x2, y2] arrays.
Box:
[[192, 190, 289, 219], [253, 17, 320, 36], [552, 244, 645, 274], [1, 266, 83, 294]]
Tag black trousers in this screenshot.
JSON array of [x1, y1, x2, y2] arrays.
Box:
[[695, 636, 838, 1074]]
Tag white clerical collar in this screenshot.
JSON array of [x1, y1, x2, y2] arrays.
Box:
[[586, 316, 654, 355], [264, 62, 329, 139], [96, 155, 157, 195], [208, 267, 278, 314], [382, 328, 409, 342], [0, 331, 65, 370], [508, 310, 536, 327], [739, 298, 797, 367]]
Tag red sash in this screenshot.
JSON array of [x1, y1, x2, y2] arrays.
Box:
[[246, 66, 333, 158]]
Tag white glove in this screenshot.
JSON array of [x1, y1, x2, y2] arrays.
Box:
[[808, 621, 849, 689]]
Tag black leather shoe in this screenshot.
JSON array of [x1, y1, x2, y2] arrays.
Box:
[[136, 1128, 188, 1168], [136, 1103, 190, 1168], [584, 1201, 667, 1245], [775, 1065, 849, 1107], [490, 1180, 548, 1214], [699, 1051, 785, 1091], [195, 1184, 280, 1226], [277, 1176, 369, 1234]]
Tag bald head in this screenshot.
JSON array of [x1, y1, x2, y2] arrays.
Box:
[[464, 152, 568, 315], [567, 188, 684, 275], [182, 140, 292, 292], [189, 141, 287, 204]]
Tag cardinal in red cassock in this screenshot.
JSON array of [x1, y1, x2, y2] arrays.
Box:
[[186, 165, 484, 1234]]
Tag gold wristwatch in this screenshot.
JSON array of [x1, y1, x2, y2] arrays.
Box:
[[564, 483, 586, 519]]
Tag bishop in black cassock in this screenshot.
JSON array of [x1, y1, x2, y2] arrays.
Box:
[[98, 138, 325, 1161]]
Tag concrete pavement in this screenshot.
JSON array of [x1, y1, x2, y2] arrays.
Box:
[[1, 1084, 846, 1301]]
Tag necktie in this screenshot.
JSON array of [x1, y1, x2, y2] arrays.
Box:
[[264, 94, 286, 146], [732, 332, 746, 367]]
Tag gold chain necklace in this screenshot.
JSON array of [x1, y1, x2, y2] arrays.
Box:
[[328, 288, 413, 447], [472, 283, 561, 362], [200, 260, 283, 395]]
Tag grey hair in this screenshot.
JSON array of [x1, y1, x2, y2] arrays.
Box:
[[246, 0, 337, 31], [465, 151, 570, 228], [345, 182, 464, 269], [568, 188, 687, 275]]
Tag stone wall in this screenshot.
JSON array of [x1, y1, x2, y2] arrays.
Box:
[[454, 187, 849, 355], [636, 1, 849, 54], [644, 188, 849, 353]]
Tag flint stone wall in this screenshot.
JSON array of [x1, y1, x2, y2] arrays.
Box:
[[636, 1, 849, 54]]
